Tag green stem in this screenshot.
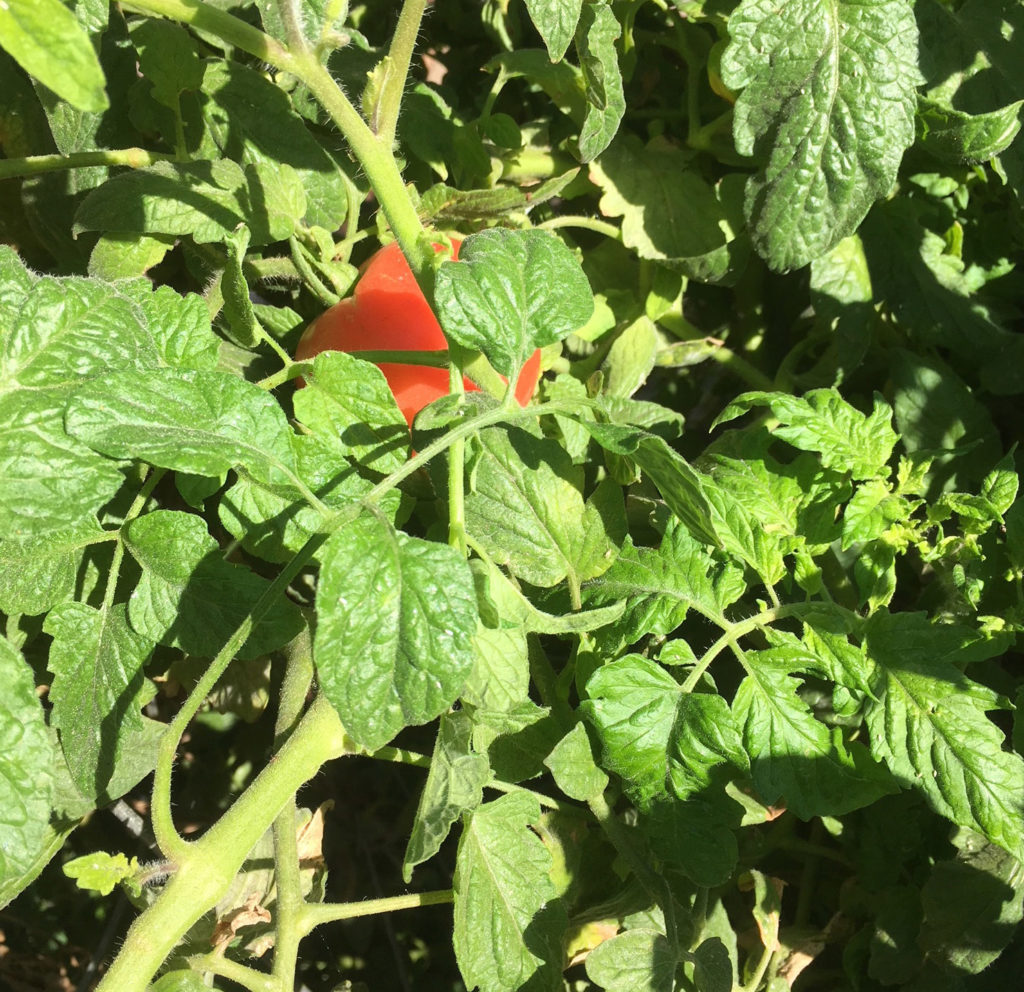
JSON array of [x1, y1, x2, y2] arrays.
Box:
[[741, 931, 777, 992], [299, 56, 433, 286], [681, 608, 784, 694], [278, 0, 310, 54], [121, 0, 297, 69], [359, 397, 578, 505], [539, 215, 622, 240], [256, 321, 295, 368], [369, 745, 432, 769], [299, 889, 453, 933], [0, 147, 175, 181], [337, 349, 451, 368], [705, 341, 776, 391], [102, 469, 164, 614], [188, 955, 276, 992], [150, 534, 333, 862], [485, 779, 581, 815], [271, 763, 308, 981], [96, 696, 349, 992], [375, 0, 430, 148], [688, 108, 735, 152], [289, 235, 341, 306], [447, 361, 469, 553]]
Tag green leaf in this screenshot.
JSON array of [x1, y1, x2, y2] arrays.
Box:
[[464, 622, 531, 713], [74, 160, 250, 244], [243, 161, 307, 244], [256, 0, 348, 44], [219, 433, 392, 565], [703, 431, 847, 554], [88, 234, 174, 281], [0, 816, 78, 914], [434, 227, 594, 377], [0, 260, 165, 390], [842, 479, 915, 548], [465, 564, 532, 711], [867, 885, 922, 984], [809, 234, 874, 376], [583, 525, 745, 654], [315, 514, 478, 752], [462, 426, 615, 589], [419, 170, 579, 223], [578, 421, 720, 546], [919, 833, 1024, 974], [524, 0, 582, 61], [64, 851, 138, 897], [917, 96, 1023, 163], [713, 389, 897, 480], [692, 936, 733, 992], [601, 316, 657, 399], [64, 368, 299, 488], [0, 637, 55, 911], [292, 351, 409, 475], [403, 711, 490, 882], [544, 722, 609, 802], [0, 392, 126, 538], [891, 350, 1002, 491], [720, 0, 919, 270], [453, 792, 566, 992], [699, 477, 787, 587], [591, 135, 749, 283], [0, 0, 108, 112], [981, 454, 1018, 517], [199, 60, 347, 232], [44, 603, 159, 799], [0, 521, 109, 615], [863, 611, 1024, 858], [744, 870, 783, 966], [485, 50, 586, 123], [220, 225, 259, 347], [583, 654, 747, 807], [127, 284, 221, 372], [694, 898, 740, 987], [124, 510, 304, 659], [471, 701, 557, 782], [734, 658, 895, 818], [130, 19, 204, 113], [575, 1, 625, 162], [917, 0, 1024, 165], [861, 199, 1024, 396], [585, 929, 678, 992]]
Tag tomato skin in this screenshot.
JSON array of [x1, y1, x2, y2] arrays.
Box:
[[296, 241, 542, 427]]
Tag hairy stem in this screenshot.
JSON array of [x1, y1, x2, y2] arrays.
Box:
[[375, 0, 430, 149], [150, 533, 332, 862], [0, 147, 176, 180], [299, 888, 453, 933], [96, 696, 349, 992]]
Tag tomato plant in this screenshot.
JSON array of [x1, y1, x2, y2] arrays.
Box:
[[296, 241, 542, 425], [2, 1, 1024, 991]]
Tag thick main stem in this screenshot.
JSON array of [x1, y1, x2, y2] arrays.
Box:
[[95, 696, 349, 992]]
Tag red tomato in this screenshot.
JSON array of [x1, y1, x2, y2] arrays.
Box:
[[296, 241, 542, 427]]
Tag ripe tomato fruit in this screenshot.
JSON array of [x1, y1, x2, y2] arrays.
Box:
[[295, 240, 542, 427]]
